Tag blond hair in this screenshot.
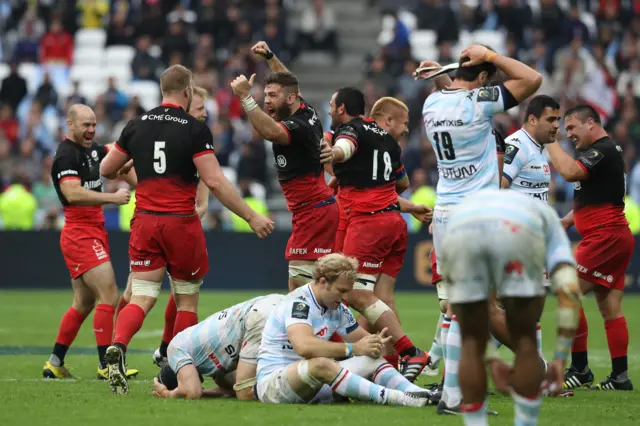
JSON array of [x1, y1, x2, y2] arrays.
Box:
[[313, 253, 359, 284], [193, 86, 208, 100], [160, 65, 193, 96], [370, 97, 409, 120]]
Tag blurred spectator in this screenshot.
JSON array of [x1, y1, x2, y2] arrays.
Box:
[[190, 34, 217, 67], [261, 21, 288, 62], [32, 157, 60, 229], [79, 0, 109, 29], [407, 168, 436, 233], [111, 106, 137, 141], [230, 180, 269, 232], [0, 172, 37, 230], [15, 137, 42, 183], [67, 80, 88, 105], [162, 21, 191, 65], [39, 18, 73, 66], [102, 77, 128, 123], [34, 73, 58, 109], [137, 5, 165, 41], [193, 57, 218, 95], [106, 8, 135, 46], [298, 0, 340, 60], [13, 8, 45, 63], [196, 0, 225, 38], [384, 11, 410, 63], [0, 104, 19, 145], [20, 102, 54, 152], [414, 0, 459, 44], [0, 138, 11, 187], [396, 59, 422, 102], [367, 55, 396, 98], [167, 4, 197, 26], [131, 35, 161, 81], [0, 63, 28, 111]]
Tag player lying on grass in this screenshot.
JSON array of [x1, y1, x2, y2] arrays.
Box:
[[255, 253, 432, 406], [152, 294, 285, 400]]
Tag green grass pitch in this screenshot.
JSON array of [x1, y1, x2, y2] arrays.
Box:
[[0, 290, 638, 425]]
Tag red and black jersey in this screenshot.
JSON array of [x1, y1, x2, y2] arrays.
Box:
[[333, 118, 405, 215], [273, 100, 332, 213], [51, 138, 108, 225], [573, 136, 628, 235], [115, 103, 214, 215]]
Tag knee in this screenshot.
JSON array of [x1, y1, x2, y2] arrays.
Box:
[[346, 291, 376, 312], [307, 357, 338, 381], [98, 283, 119, 307], [72, 299, 95, 316]]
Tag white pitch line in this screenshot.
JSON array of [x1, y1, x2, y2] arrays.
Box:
[[134, 329, 164, 339], [0, 378, 152, 383]]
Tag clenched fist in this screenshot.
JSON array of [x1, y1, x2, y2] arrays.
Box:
[[230, 74, 256, 99]]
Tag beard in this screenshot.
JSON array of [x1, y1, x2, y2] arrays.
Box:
[[274, 103, 293, 121]]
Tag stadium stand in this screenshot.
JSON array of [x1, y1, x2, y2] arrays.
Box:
[[0, 0, 640, 235]]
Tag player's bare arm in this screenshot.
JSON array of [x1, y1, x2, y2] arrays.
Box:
[[287, 323, 384, 359], [415, 60, 453, 89], [230, 74, 291, 145], [395, 174, 409, 194], [194, 153, 274, 238], [252, 41, 291, 74], [546, 142, 588, 182], [232, 360, 258, 401], [195, 180, 209, 219], [153, 364, 202, 399], [560, 210, 575, 230], [100, 143, 131, 179], [462, 45, 542, 102], [60, 179, 130, 206]]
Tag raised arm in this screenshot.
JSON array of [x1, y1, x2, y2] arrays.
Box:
[[546, 143, 588, 183], [252, 41, 291, 74]]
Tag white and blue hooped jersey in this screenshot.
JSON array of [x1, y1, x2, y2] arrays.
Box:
[[447, 189, 576, 273], [170, 294, 280, 379], [423, 85, 514, 206], [503, 128, 551, 202], [257, 283, 359, 379]]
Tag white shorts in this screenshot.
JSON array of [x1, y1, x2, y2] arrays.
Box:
[[441, 218, 546, 304], [256, 367, 306, 404], [432, 205, 450, 271]]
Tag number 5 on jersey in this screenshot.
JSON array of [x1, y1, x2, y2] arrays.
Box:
[[154, 141, 166, 174], [433, 132, 456, 161]]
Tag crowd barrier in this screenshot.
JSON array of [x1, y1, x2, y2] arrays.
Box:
[[2, 231, 640, 292]]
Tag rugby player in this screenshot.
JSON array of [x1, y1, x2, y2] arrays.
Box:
[[421, 44, 541, 412], [152, 294, 284, 400], [546, 105, 634, 391], [100, 65, 273, 394], [256, 253, 431, 406], [113, 86, 212, 369], [230, 41, 338, 292], [440, 188, 581, 426], [322, 87, 430, 381], [43, 104, 135, 379]]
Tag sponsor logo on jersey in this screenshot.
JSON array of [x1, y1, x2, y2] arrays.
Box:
[[363, 124, 388, 136], [130, 259, 151, 267], [316, 326, 328, 337], [57, 169, 79, 179], [276, 155, 287, 167], [83, 179, 102, 189], [91, 150, 98, 160], [440, 164, 478, 179], [289, 248, 307, 255], [141, 114, 188, 124], [291, 301, 310, 319], [308, 110, 319, 126], [426, 119, 464, 127], [592, 270, 613, 283], [477, 87, 500, 102], [503, 144, 519, 164], [519, 181, 549, 189]]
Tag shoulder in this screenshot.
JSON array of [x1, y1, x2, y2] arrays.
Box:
[[53, 141, 77, 159], [474, 86, 501, 103], [595, 137, 623, 154]]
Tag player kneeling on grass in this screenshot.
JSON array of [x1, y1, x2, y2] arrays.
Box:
[[440, 188, 581, 424], [151, 294, 284, 400], [255, 253, 431, 406]]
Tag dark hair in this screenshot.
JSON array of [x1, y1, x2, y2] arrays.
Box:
[[564, 104, 601, 125], [158, 366, 178, 390], [334, 87, 365, 116], [525, 95, 560, 119], [455, 45, 498, 82], [264, 72, 299, 94]]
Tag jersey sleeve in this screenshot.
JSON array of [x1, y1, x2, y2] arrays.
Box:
[[336, 304, 359, 337], [392, 142, 406, 180], [52, 151, 81, 185], [115, 120, 134, 154], [476, 84, 519, 119], [576, 147, 605, 177], [502, 137, 526, 183], [96, 144, 108, 161], [279, 117, 309, 145], [284, 298, 313, 329], [334, 124, 359, 152], [541, 203, 576, 273], [239, 310, 265, 365], [191, 123, 215, 158]]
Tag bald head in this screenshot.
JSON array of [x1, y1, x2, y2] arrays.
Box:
[[67, 104, 97, 147]]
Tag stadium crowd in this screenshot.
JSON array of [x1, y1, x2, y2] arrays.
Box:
[[2, 0, 640, 234]]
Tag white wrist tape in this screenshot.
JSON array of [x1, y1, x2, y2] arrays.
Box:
[[335, 138, 354, 161], [241, 95, 259, 112]]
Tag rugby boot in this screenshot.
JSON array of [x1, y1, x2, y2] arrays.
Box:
[[42, 361, 76, 379], [105, 345, 129, 395], [97, 366, 139, 380], [153, 348, 168, 368], [436, 399, 498, 416], [589, 375, 634, 391], [420, 355, 440, 377], [400, 349, 430, 382], [563, 365, 594, 389]]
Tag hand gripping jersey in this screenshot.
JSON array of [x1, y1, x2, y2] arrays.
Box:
[[333, 117, 406, 214], [573, 136, 628, 235], [257, 283, 359, 379], [169, 294, 284, 379], [502, 128, 551, 202], [422, 85, 518, 206], [447, 188, 576, 274], [273, 100, 333, 213], [115, 103, 215, 215], [51, 139, 108, 225]]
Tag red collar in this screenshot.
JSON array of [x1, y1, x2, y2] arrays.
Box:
[[161, 102, 183, 110]]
